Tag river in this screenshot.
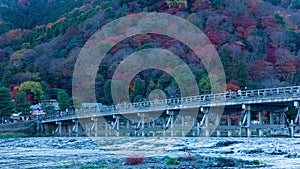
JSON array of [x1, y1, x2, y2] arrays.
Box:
[[0, 137, 299, 168]]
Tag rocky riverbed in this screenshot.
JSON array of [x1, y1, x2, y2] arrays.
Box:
[[0, 137, 299, 168]]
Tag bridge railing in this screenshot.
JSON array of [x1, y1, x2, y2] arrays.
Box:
[[41, 86, 300, 121]]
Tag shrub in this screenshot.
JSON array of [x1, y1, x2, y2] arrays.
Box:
[[253, 159, 260, 165], [125, 156, 145, 165], [166, 158, 180, 165]]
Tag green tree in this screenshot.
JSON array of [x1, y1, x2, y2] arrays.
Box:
[[133, 78, 145, 96], [0, 87, 14, 118], [111, 80, 128, 103], [15, 91, 31, 115], [72, 97, 82, 110], [232, 55, 249, 88], [173, 65, 198, 96], [57, 89, 70, 111], [104, 80, 113, 104], [16, 81, 44, 104], [198, 76, 211, 94], [133, 95, 144, 102]]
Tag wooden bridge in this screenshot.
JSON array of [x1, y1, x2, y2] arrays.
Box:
[[35, 86, 300, 137]]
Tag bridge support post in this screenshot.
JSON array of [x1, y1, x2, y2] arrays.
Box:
[[293, 101, 300, 137], [246, 110, 251, 137], [227, 114, 232, 137], [73, 120, 79, 137], [258, 112, 263, 136], [68, 124, 71, 137], [170, 112, 174, 137], [242, 105, 252, 137], [85, 122, 90, 137], [113, 115, 120, 137], [181, 115, 185, 136], [197, 122, 200, 136], [280, 112, 285, 135], [152, 119, 156, 137], [93, 118, 98, 137], [141, 114, 145, 137], [238, 121, 242, 137], [56, 122, 62, 137], [291, 120, 295, 138], [162, 117, 166, 136], [270, 112, 274, 135], [200, 107, 210, 137], [126, 120, 130, 136], [217, 130, 221, 137], [105, 121, 108, 137]]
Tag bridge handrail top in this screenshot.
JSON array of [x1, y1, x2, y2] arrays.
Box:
[[120, 85, 300, 106]]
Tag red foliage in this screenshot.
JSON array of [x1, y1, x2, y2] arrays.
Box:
[[232, 16, 257, 29], [153, 1, 169, 12], [266, 48, 277, 64], [275, 58, 298, 74], [206, 31, 221, 45], [8, 84, 20, 100], [221, 115, 228, 121], [64, 27, 80, 40], [245, 0, 259, 14], [193, 0, 211, 11], [191, 0, 201, 11], [232, 16, 257, 38], [18, 0, 30, 6], [125, 156, 145, 165]]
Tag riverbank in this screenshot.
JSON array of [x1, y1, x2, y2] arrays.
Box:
[[0, 132, 30, 138], [0, 137, 299, 168]]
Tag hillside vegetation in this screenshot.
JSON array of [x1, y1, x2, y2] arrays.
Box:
[[0, 0, 299, 105]]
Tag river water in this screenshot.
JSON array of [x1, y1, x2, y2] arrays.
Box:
[[0, 137, 299, 168]]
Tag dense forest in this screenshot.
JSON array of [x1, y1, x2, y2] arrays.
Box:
[[0, 0, 300, 109]]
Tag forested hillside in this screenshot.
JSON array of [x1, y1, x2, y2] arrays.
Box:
[[0, 0, 300, 105]]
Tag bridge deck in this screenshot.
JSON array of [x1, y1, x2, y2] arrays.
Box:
[[41, 86, 300, 123]]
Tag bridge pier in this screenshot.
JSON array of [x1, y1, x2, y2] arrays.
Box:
[[126, 119, 130, 136], [200, 107, 210, 137], [138, 113, 145, 137], [227, 114, 232, 137], [216, 130, 221, 137], [91, 118, 98, 137], [291, 120, 295, 138], [280, 112, 285, 135], [72, 120, 79, 137], [258, 112, 263, 136], [292, 101, 300, 137], [105, 121, 109, 137], [270, 112, 274, 135], [181, 115, 185, 136], [246, 110, 251, 137], [166, 110, 175, 137], [56, 122, 62, 137], [112, 115, 120, 136]]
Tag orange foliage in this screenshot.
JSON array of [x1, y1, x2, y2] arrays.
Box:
[[226, 83, 240, 91]]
